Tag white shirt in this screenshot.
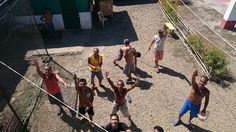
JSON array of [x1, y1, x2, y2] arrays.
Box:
[[153, 35, 166, 51]]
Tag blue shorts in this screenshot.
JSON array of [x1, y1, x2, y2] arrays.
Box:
[[179, 99, 201, 117]]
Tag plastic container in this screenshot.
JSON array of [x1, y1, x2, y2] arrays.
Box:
[[127, 94, 132, 103], [198, 111, 210, 121]]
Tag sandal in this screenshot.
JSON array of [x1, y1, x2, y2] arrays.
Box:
[[173, 119, 181, 126], [187, 123, 194, 130]]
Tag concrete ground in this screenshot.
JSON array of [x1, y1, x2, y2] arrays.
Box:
[[1, 0, 236, 132]]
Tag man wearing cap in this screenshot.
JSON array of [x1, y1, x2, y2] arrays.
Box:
[[114, 39, 137, 83], [148, 28, 168, 73]]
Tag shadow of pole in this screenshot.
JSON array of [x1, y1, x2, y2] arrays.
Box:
[[159, 65, 191, 86]]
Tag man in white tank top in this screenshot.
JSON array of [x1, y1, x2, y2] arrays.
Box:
[[148, 28, 167, 73]]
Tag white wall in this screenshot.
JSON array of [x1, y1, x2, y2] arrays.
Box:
[[79, 12, 92, 29], [223, 0, 236, 20], [14, 15, 65, 31]]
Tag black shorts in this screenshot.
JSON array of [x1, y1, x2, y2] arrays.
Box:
[[79, 106, 94, 116], [48, 92, 64, 105]]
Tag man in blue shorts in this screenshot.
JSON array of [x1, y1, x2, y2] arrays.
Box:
[[173, 70, 210, 130]]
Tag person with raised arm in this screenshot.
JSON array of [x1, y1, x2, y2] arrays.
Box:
[[173, 70, 210, 130], [105, 71, 139, 127], [34, 60, 68, 115]]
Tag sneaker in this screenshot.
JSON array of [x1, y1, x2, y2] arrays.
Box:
[[126, 79, 133, 84], [90, 123, 95, 128], [56, 108, 62, 116], [173, 119, 181, 126], [187, 123, 194, 130], [127, 118, 134, 127]]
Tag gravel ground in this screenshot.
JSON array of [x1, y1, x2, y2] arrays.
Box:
[[1, 0, 236, 132]]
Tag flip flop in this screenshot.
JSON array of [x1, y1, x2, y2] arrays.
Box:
[[173, 119, 181, 126], [187, 123, 194, 130]]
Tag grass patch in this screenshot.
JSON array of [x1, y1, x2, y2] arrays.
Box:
[[160, 0, 230, 81], [160, 0, 179, 23]]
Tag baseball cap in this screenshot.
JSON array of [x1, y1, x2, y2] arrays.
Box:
[[158, 29, 164, 33], [124, 39, 130, 44]]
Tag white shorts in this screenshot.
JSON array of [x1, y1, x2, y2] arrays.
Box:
[[111, 102, 130, 117]]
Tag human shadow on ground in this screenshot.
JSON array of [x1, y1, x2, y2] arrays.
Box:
[[44, 11, 138, 48], [115, 64, 124, 70], [60, 109, 90, 131], [95, 86, 114, 102], [135, 68, 152, 79], [181, 122, 212, 132], [136, 80, 153, 90], [114, 0, 158, 6], [159, 65, 191, 86]]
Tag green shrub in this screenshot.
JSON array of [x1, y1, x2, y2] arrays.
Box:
[[187, 35, 206, 56], [161, 0, 230, 81], [203, 49, 229, 80], [161, 0, 179, 22]]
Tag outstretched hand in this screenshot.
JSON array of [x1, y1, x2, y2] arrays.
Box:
[[193, 69, 198, 76], [73, 74, 77, 80]]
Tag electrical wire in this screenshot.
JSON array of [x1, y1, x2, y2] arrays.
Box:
[[0, 60, 108, 132], [179, 0, 236, 51]]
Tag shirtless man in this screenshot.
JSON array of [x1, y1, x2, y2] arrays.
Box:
[[74, 76, 95, 127], [173, 70, 210, 130], [105, 71, 139, 126], [34, 60, 68, 115], [114, 39, 137, 83], [40, 8, 54, 34]]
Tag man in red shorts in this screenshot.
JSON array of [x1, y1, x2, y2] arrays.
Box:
[[148, 28, 167, 73]]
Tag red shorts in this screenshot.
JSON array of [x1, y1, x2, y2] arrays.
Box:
[[154, 51, 164, 61]]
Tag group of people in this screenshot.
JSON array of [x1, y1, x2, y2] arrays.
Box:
[[33, 24, 210, 131]]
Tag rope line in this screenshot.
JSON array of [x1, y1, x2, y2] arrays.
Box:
[[0, 60, 108, 132], [164, 0, 236, 61], [158, 1, 210, 78], [179, 0, 236, 51], [159, 0, 236, 123], [191, 27, 236, 61], [0, 0, 18, 21]]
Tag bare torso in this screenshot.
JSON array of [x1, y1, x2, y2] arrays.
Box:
[[121, 46, 135, 65], [114, 87, 128, 105], [187, 86, 209, 104], [78, 87, 94, 107]]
